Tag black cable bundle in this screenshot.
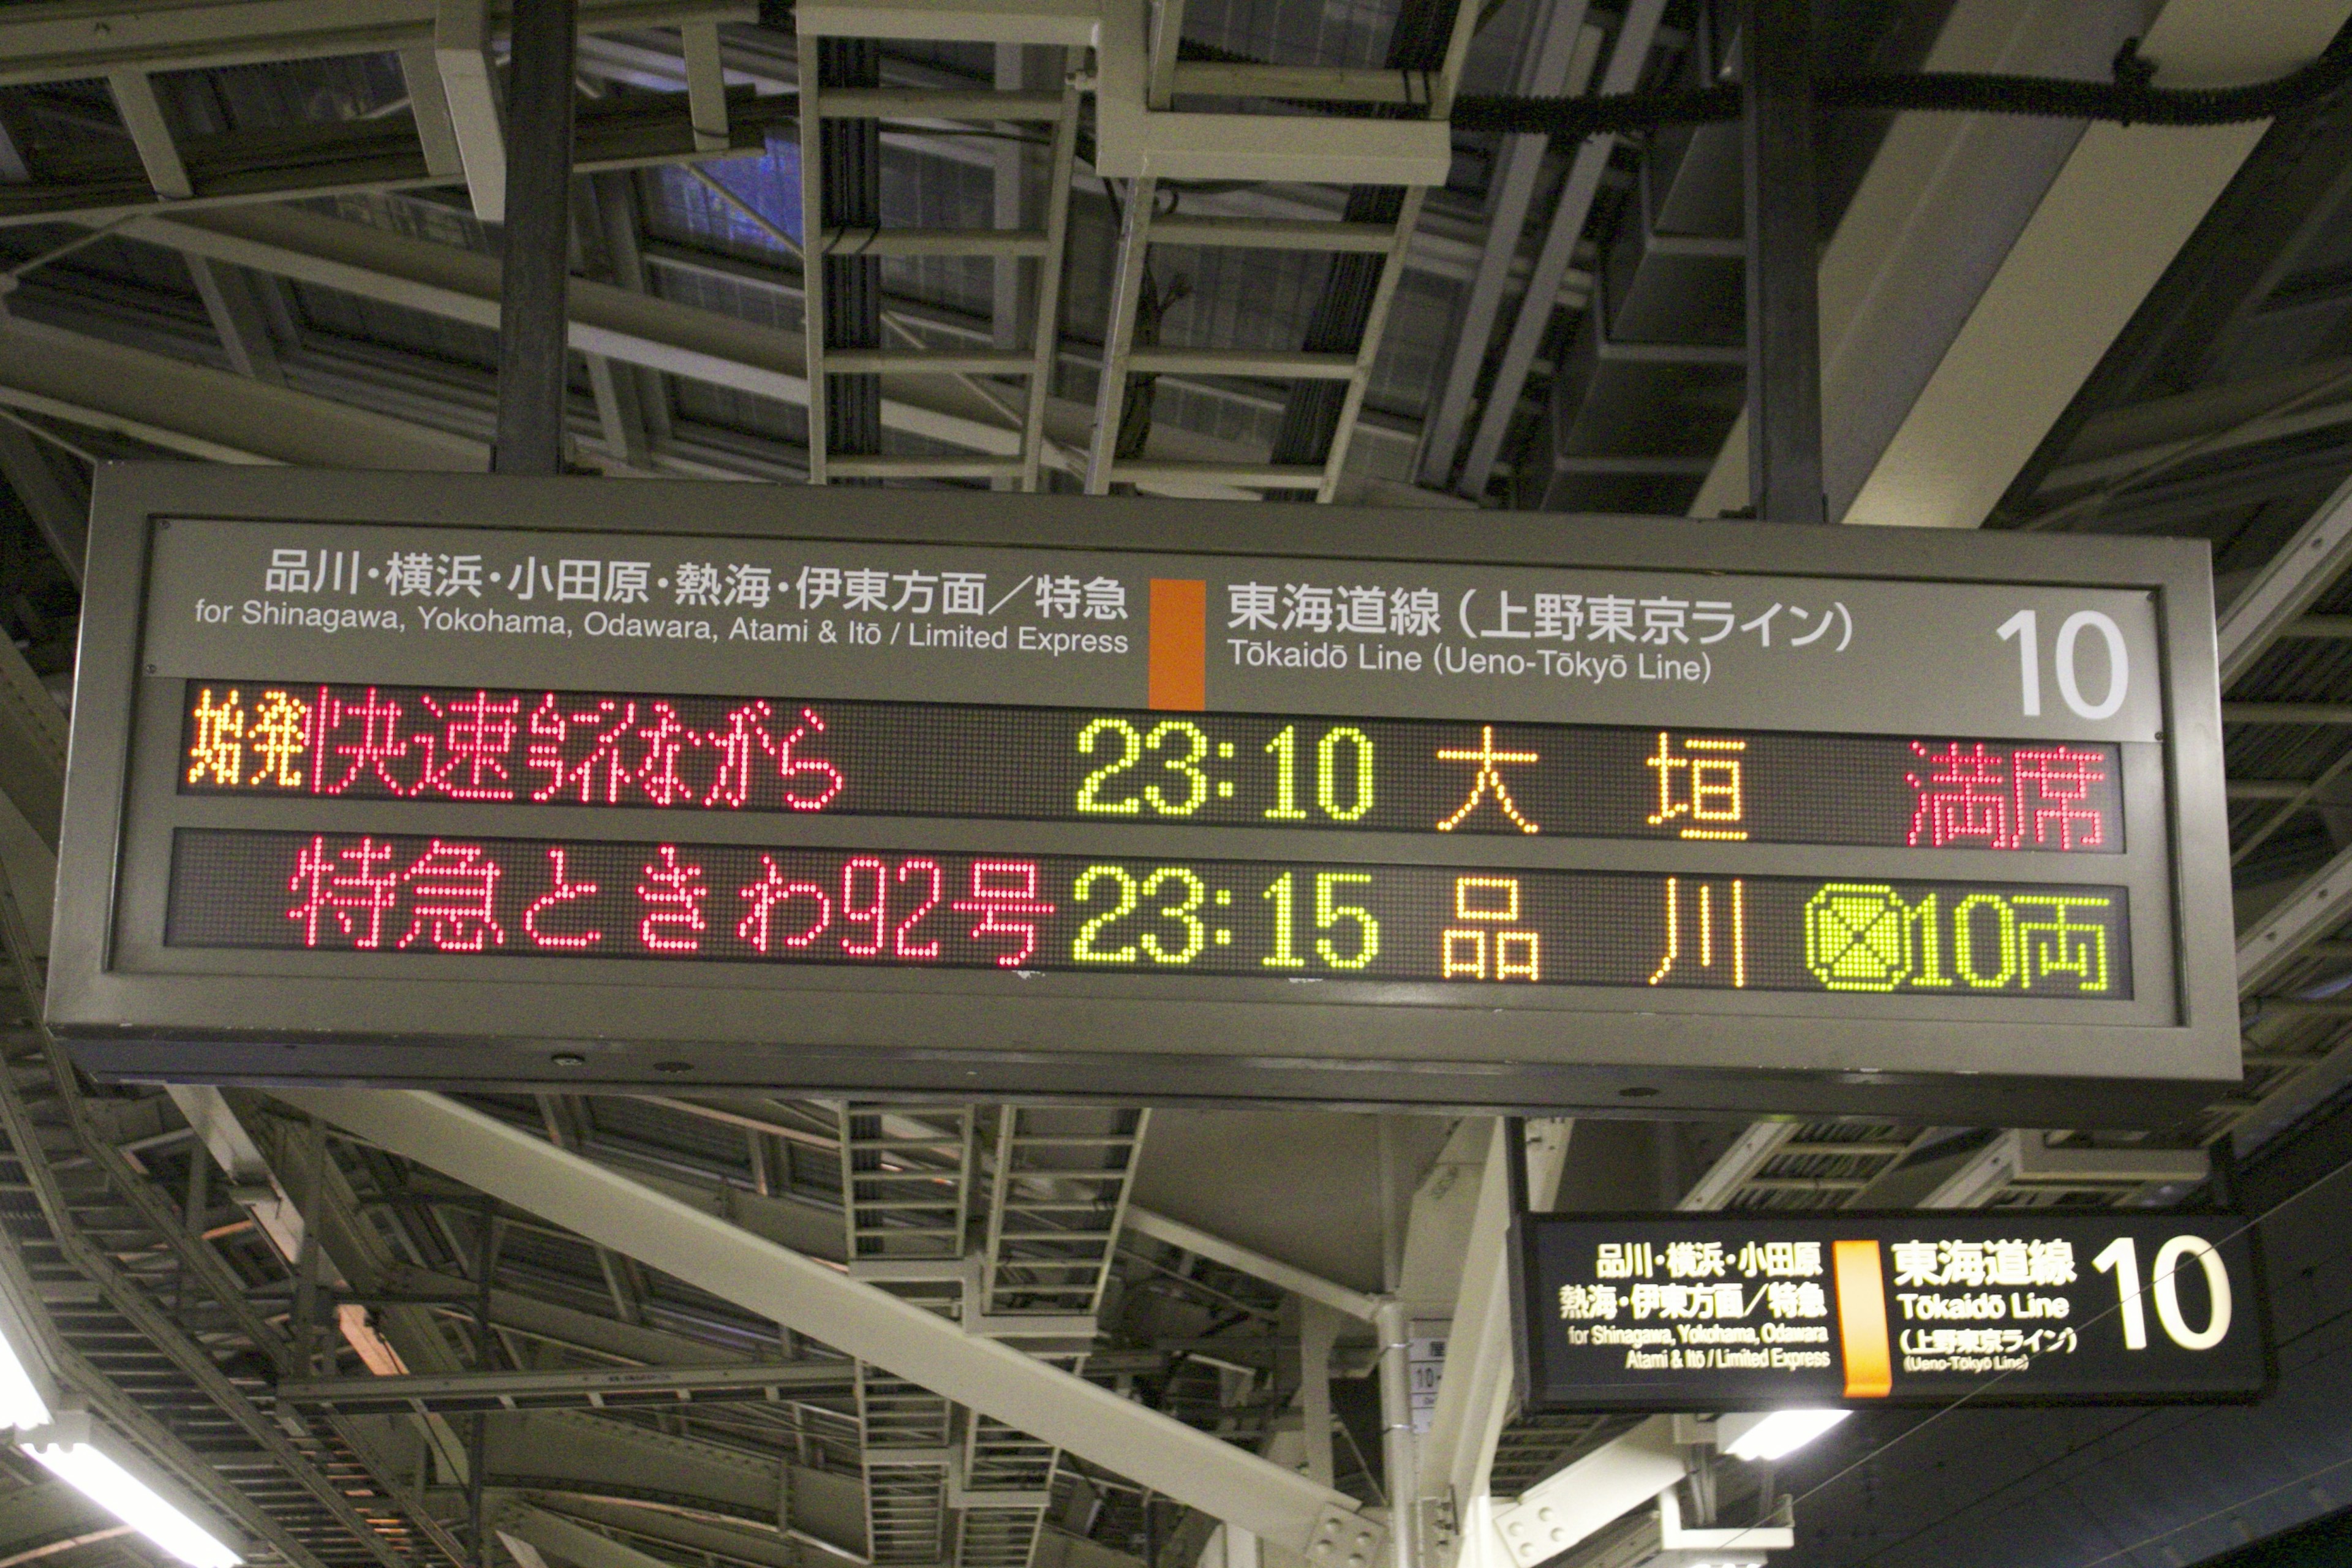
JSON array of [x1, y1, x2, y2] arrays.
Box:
[[1450, 30, 2352, 140]]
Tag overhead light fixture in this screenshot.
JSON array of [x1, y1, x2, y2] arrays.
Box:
[[0, 1313, 52, 1431], [20, 1412, 243, 1568], [1716, 1408, 1852, 1462]]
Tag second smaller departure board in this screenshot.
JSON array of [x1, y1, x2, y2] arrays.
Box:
[[1517, 1212, 2271, 1409]]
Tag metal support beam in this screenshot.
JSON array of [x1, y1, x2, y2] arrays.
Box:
[[1124, 1209, 1379, 1322], [1084, 175, 1156, 494], [165, 1084, 307, 1261], [187, 255, 284, 383], [0, 633, 62, 852], [0, 1, 749, 86], [1091, 0, 1449, 186], [279, 1360, 854, 1414], [1455, 0, 1665, 496], [1295, 1312, 1338, 1485], [0, 419, 86, 583], [280, 1088, 1385, 1561], [681, 19, 728, 151], [992, 45, 1027, 366], [1416, 1121, 1572, 1528], [1921, 1130, 2208, 1207], [97, 200, 1003, 458], [2239, 841, 2352, 995], [0, 311, 487, 468], [1486, 1417, 1683, 1567], [1741, 0, 1825, 523], [105, 70, 190, 198], [1675, 1122, 1798, 1210], [494, 0, 578, 475], [1819, 0, 2352, 529], [2220, 470, 2352, 685], [1416, 5, 1594, 487], [436, 0, 508, 222], [86, 203, 1452, 499], [503, 1505, 680, 1568], [592, 170, 672, 451], [1691, 0, 2149, 524], [1373, 1298, 1413, 1568], [398, 45, 468, 177]]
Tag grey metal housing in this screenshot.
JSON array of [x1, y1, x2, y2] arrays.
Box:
[[46, 466, 2235, 1122]]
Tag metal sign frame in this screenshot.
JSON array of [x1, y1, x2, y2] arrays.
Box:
[[47, 467, 2234, 1120], [1509, 1208, 2275, 1411]]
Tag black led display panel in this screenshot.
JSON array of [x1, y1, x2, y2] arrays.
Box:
[[165, 829, 2133, 999], [1516, 1212, 2271, 1409], [176, 679, 2127, 853]]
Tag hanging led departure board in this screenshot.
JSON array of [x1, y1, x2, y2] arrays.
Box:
[[1515, 1212, 2271, 1409], [47, 468, 2234, 1117]]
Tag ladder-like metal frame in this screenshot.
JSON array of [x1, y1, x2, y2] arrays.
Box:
[[840, 1105, 977, 1567], [955, 1108, 1148, 1568], [799, 55, 1082, 486], [1080, 0, 1468, 500]]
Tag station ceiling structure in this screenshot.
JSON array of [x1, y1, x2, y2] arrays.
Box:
[[7, 4, 2352, 1568]]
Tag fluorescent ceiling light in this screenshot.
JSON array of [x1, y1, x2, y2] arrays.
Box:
[[0, 1318, 51, 1431], [20, 1417, 241, 1568], [1716, 1408, 1852, 1462]]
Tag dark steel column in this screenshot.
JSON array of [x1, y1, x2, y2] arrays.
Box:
[[819, 39, 883, 472], [492, 0, 578, 475], [1740, 0, 1825, 524]]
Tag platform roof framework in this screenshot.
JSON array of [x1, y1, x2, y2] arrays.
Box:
[[4, 2, 2352, 1568]]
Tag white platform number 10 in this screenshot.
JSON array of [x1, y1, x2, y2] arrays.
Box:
[[2091, 1234, 2233, 1352], [1997, 609, 2130, 720]]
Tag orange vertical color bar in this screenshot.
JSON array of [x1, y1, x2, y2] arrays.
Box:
[[1148, 578, 1207, 710], [1833, 1239, 1894, 1398]]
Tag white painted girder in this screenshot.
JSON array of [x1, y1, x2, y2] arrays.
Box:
[[2218, 470, 2352, 686], [503, 1506, 696, 1568], [93, 199, 1468, 505], [2239, 840, 2352, 995], [1699, 0, 2352, 527], [1453, 0, 1665, 497], [102, 203, 1032, 460], [1123, 1208, 1379, 1322], [279, 1088, 1384, 1561], [1415, 6, 1596, 488], [1690, 0, 2149, 522], [0, 312, 486, 467], [1415, 1120, 1571, 1545], [1485, 1417, 1683, 1568], [434, 0, 507, 222], [165, 1085, 309, 1262], [0, 0, 753, 86]]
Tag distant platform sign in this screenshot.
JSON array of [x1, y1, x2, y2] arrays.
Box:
[[47, 469, 2233, 1115], [1517, 1212, 2271, 1409]]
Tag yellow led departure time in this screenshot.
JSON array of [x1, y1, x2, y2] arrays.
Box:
[[1256, 872, 1381, 971]]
